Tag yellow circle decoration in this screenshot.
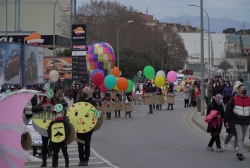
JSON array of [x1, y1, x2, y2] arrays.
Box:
[[67, 102, 98, 133]]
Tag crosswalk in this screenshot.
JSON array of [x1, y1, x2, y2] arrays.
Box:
[[25, 142, 114, 168]]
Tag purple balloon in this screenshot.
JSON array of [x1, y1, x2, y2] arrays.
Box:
[[167, 71, 177, 82], [91, 69, 104, 77]]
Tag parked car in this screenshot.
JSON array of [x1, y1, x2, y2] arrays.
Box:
[[4, 49, 20, 80], [46, 58, 72, 73], [182, 69, 193, 75]]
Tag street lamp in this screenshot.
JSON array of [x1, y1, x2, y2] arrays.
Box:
[[161, 44, 171, 70], [117, 20, 134, 68], [53, 0, 59, 70]]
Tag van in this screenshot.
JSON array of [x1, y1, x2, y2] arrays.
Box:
[[177, 74, 185, 81]]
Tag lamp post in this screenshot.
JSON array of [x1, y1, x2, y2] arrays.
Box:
[[161, 44, 171, 70], [116, 20, 133, 68], [5, 0, 8, 40], [53, 0, 59, 70]]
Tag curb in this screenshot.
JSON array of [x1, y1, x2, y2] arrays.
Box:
[[189, 108, 250, 152]]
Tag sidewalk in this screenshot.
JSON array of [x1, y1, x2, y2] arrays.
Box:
[[191, 108, 250, 152]]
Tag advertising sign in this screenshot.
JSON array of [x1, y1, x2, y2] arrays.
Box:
[[24, 45, 44, 84], [0, 42, 21, 84], [71, 24, 88, 83], [43, 57, 72, 79]]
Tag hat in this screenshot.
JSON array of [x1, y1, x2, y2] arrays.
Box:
[[213, 94, 223, 105]]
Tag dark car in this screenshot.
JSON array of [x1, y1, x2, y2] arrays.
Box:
[[4, 49, 20, 80], [182, 70, 193, 75]]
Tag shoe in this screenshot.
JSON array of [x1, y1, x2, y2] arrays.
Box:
[[129, 117, 133, 119], [236, 153, 245, 161], [216, 148, 223, 152], [184, 106, 186, 108], [83, 160, 88, 166], [223, 144, 227, 150], [206, 146, 214, 151], [147, 112, 153, 114], [234, 147, 239, 152], [78, 160, 84, 166]]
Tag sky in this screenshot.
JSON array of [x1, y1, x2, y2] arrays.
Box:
[[77, 0, 250, 27]]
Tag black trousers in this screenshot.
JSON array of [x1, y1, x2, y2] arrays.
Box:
[[52, 142, 69, 166], [41, 136, 49, 156], [184, 99, 189, 107], [125, 112, 131, 117], [76, 130, 93, 162], [115, 111, 120, 116], [208, 134, 221, 148]]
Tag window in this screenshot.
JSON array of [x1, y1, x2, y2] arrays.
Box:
[[236, 65, 245, 69]]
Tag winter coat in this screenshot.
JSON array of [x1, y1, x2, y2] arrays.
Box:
[[206, 99, 225, 133], [223, 86, 233, 98], [183, 87, 191, 99], [225, 97, 237, 134], [205, 87, 213, 98], [190, 89, 196, 101], [213, 86, 223, 96]]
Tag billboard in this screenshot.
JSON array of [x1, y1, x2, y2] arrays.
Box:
[[43, 57, 72, 79], [24, 45, 44, 84], [71, 24, 87, 50], [0, 42, 21, 84]]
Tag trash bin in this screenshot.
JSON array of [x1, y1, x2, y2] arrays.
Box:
[[197, 95, 201, 112]]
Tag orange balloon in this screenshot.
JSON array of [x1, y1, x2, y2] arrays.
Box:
[[117, 77, 128, 91], [112, 67, 120, 77]]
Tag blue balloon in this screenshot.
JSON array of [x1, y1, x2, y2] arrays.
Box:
[[91, 69, 104, 77], [104, 75, 117, 90]]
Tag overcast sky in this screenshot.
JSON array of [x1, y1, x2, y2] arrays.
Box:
[[77, 0, 249, 27]]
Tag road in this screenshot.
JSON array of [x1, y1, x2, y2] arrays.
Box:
[[26, 92, 250, 167]]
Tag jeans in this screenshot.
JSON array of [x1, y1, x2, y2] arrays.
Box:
[[52, 142, 69, 166], [235, 124, 248, 153], [208, 134, 221, 148], [224, 133, 238, 148], [76, 130, 93, 162], [149, 105, 153, 112]]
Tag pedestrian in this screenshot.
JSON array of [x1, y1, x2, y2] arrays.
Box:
[[213, 82, 223, 96], [76, 88, 97, 166], [47, 104, 71, 168], [206, 94, 225, 152], [183, 84, 190, 108], [226, 84, 250, 161], [125, 92, 133, 119], [146, 81, 156, 114], [223, 81, 233, 105], [166, 84, 175, 110], [205, 84, 213, 108], [156, 87, 163, 110], [189, 85, 196, 107], [102, 92, 114, 120], [114, 93, 122, 118]]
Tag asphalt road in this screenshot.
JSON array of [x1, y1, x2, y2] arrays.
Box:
[[91, 92, 250, 168]]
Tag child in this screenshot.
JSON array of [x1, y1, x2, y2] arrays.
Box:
[[114, 93, 122, 118], [102, 93, 114, 120], [47, 104, 71, 168], [125, 92, 133, 119]]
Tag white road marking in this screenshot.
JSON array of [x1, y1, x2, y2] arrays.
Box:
[[91, 148, 119, 168]]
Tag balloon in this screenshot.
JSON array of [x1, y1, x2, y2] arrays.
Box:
[[104, 75, 117, 90], [100, 83, 108, 92], [49, 70, 59, 82], [91, 69, 104, 77], [86, 42, 116, 76], [117, 77, 128, 91], [126, 80, 134, 92], [143, 66, 155, 79], [155, 76, 165, 88], [91, 72, 105, 86], [113, 78, 119, 91], [156, 70, 166, 78], [112, 67, 120, 77], [167, 71, 177, 82]]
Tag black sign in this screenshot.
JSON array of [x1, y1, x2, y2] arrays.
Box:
[[71, 24, 87, 50], [72, 56, 89, 84]]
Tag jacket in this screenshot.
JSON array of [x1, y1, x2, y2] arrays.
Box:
[[190, 88, 195, 101], [206, 99, 225, 133], [227, 95, 250, 125], [225, 97, 237, 134], [47, 116, 71, 143], [183, 87, 190, 99], [223, 86, 233, 98]]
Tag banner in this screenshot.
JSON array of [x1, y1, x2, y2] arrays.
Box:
[[24, 45, 44, 84], [0, 42, 21, 84], [43, 57, 72, 79]]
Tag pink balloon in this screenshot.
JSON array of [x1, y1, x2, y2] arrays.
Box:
[[167, 71, 177, 82]]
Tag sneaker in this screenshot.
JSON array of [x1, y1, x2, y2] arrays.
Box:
[[83, 160, 88, 166], [216, 148, 223, 152], [234, 147, 239, 152], [78, 160, 84, 166], [223, 144, 227, 150], [236, 153, 245, 161], [206, 146, 214, 151]]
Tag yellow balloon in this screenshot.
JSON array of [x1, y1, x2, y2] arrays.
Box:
[[113, 78, 119, 90], [33, 111, 56, 130], [67, 102, 98, 133], [155, 76, 165, 88], [51, 122, 66, 143]]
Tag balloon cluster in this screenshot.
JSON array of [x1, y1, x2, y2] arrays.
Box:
[[143, 66, 177, 88], [87, 42, 134, 93]]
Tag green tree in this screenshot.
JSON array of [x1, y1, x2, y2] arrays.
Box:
[[222, 28, 236, 34]]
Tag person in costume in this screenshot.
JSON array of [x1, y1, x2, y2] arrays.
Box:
[[47, 104, 71, 168], [125, 92, 133, 119], [32, 95, 57, 167], [114, 93, 122, 118], [102, 92, 115, 120], [76, 88, 97, 166]]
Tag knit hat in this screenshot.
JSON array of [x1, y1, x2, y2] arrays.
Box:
[[213, 94, 223, 105]]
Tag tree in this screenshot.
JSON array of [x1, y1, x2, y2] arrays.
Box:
[[222, 28, 236, 34], [55, 48, 72, 56], [218, 60, 231, 71]]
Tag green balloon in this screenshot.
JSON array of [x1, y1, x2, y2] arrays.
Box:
[[126, 80, 134, 92], [143, 66, 155, 79]]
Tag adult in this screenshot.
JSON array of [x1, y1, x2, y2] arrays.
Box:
[[189, 85, 196, 107], [166, 84, 175, 110], [76, 88, 98, 166], [213, 82, 223, 96], [146, 82, 156, 114], [227, 85, 250, 161], [205, 84, 213, 108], [223, 81, 233, 105], [183, 84, 191, 108]]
